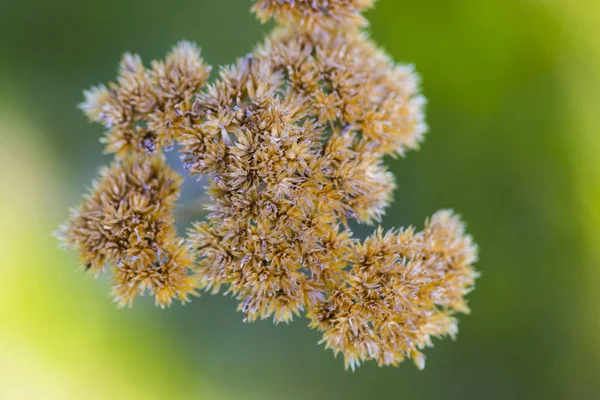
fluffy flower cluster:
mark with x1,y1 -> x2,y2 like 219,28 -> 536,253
308,211 -> 478,369
252,0 -> 377,30
58,0 -> 478,370
57,42 -> 211,307
57,155 -> 199,307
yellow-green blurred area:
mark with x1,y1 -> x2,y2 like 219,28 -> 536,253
1,0 -> 599,398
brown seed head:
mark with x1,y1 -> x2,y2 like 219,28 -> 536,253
80,42 -> 211,157
252,0 -> 377,31
60,1 -> 478,370
56,155 -> 199,307
308,210 -> 478,370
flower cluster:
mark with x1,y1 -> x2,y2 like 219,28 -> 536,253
80,41 -> 212,157
58,0 -> 478,370
308,211 -> 478,369
252,0 -> 376,30
57,42 -> 211,307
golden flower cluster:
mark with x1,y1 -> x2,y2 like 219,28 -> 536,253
252,0 -> 376,30
57,0 -> 478,370
57,42 -> 211,307
308,211 -> 478,369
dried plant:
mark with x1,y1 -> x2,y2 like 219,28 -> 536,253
57,0 -> 478,370
252,0 -> 376,30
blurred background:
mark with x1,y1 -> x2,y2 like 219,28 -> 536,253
1,0 -> 599,398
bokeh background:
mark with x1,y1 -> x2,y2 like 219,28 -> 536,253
1,0 -> 599,399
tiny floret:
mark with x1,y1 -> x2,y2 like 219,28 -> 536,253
58,0 -> 478,370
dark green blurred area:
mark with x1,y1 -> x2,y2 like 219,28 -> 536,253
1,1 -> 599,399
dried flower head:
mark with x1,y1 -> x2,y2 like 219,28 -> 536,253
257,26 -> 427,156
58,0 -> 478,370
80,42 -> 211,157
252,0 -> 377,30
56,154 -> 199,307
308,210 -> 478,370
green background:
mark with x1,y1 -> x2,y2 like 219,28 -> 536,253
1,0 -> 599,399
